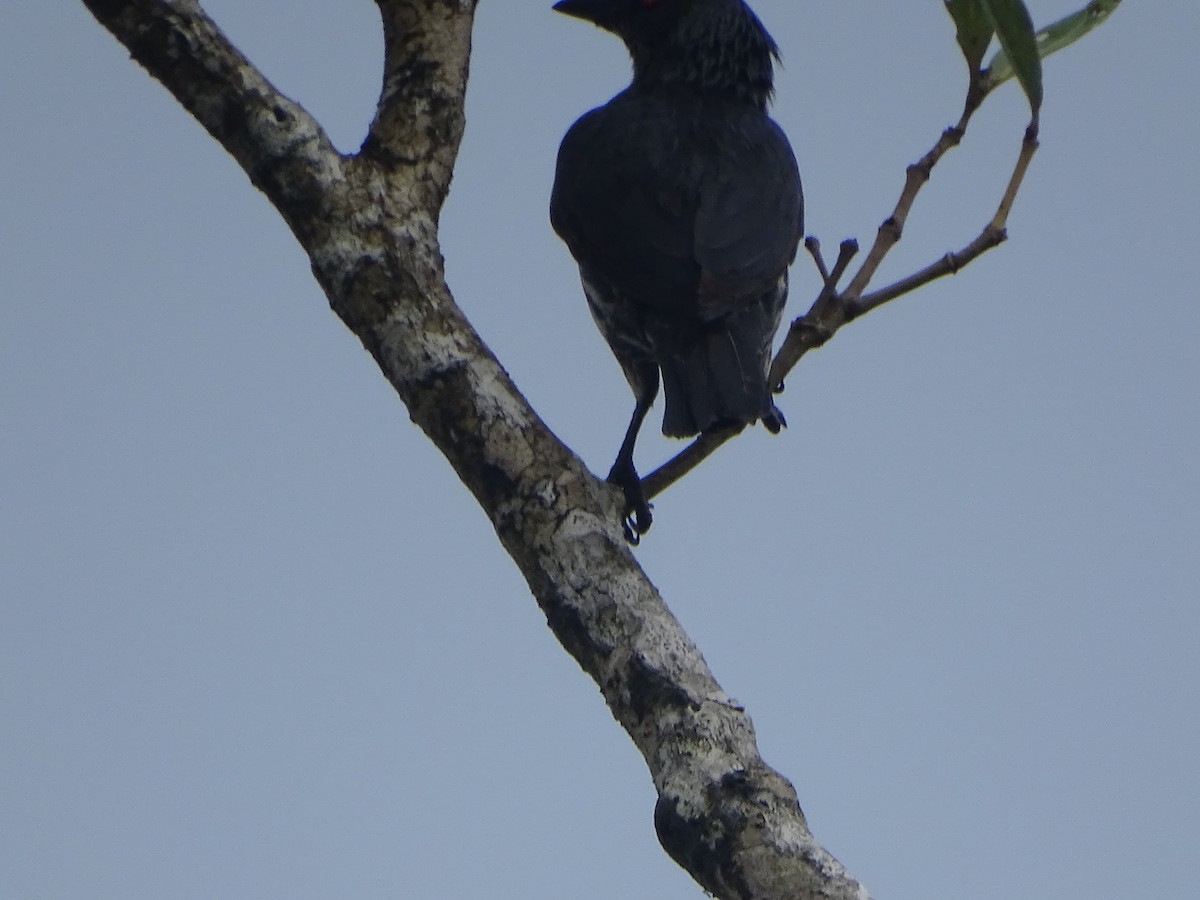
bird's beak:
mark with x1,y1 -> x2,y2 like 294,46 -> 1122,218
552,0 -> 615,27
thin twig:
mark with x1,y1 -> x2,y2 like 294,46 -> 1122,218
996,119 -> 1041,227
840,105 -> 976,301
767,239 -> 858,390
641,425 -> 745,501
805,236 -> 831,283
854,116 -> 1040,317
852,225 -> 1006,316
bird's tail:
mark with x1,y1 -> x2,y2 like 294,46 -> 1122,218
658,299 -> 784,438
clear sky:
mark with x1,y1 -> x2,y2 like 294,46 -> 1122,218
3,2 -> 1197,898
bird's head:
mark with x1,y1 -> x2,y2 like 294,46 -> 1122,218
553,0 -> 780,105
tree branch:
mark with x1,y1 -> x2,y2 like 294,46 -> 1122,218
365,0 -> 474,209
81,0 -> 344,240
80,2 -> 868,897
839,103 -> 977,302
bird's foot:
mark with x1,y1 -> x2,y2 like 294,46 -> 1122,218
606,460 -> 652,544
762,402 -> 787,434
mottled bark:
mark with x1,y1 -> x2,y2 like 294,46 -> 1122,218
79,2 -> 868,897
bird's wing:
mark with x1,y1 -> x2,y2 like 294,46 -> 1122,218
693,114 -> 803,320
551,99 -> 702,308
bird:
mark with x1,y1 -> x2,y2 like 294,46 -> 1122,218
550,0 -> 803,543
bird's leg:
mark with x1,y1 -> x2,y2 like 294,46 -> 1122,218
608,379 -> 657,544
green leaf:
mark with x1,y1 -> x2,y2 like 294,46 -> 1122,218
945,0 -> 994,76
985,0 -> 1122,92
980,0 -> 1043,115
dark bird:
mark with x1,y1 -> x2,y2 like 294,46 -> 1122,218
550,0 -> 803,542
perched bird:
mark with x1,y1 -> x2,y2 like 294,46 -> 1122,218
550,0 -> 803,542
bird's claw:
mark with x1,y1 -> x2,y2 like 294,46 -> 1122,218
620,494 -> 653,545
607,461 -> 652,544
762,402 -> 787,434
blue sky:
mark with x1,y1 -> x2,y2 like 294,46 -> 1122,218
3,2 -> 1197,898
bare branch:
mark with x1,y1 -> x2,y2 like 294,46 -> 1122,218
366,0 -> 475,208
840,104 -> 976,301
792,238 -> 861,343
996,119 -> 1042,227
81,0 -> 344,235
855,118 -> 1039,317
642,424 -> 744,502
805,236 -> 832,283
853,224 -> 1007,315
